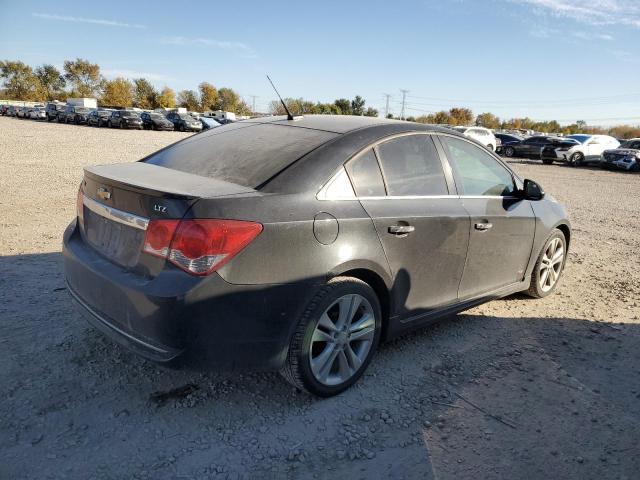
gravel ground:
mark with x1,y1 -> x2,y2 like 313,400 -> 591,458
1,116 -> 639,480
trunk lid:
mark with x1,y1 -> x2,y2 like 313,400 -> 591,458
79,162 -> 255,271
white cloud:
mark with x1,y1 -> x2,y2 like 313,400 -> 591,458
102,69 -> 173,82
159,36 -> 256,56
32,12 -> 146,29
571,31 -> 614,40
510,0 -> 640,28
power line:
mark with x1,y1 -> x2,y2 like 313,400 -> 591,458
249,95 -> 258,114
383,93 -> 391,118
405,92 -> 640,108
399,89 -> 409,120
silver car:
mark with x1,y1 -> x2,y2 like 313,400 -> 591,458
601,138 -> 640,172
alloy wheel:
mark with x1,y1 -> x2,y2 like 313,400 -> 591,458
309,294 -> 375,386
539,237 -> 564,292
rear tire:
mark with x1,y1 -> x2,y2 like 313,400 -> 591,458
542,159 -> 554,165
525,229 -> 567,298
280,277 -> 382,397
569,152 -> 583,167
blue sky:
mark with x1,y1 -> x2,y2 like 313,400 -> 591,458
1,0 -> 639,125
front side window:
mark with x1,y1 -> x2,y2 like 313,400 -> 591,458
345,149 -> 386,197
440,136 -> 515,196
375,135 -> 448,196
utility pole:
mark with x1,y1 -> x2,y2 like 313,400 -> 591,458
249,95 -> 258,114
399,89 -> 409,121
383,93 -> 391,118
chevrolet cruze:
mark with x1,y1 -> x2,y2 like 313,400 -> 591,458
63,115 -> 570,397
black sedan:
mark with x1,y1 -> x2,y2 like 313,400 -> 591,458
87,109 -> 113,127
63,116 -> 570,397
501,135 -> 562,159
141,112 -> 175,131
495,133 -> 523,154
108,110 -> 143,129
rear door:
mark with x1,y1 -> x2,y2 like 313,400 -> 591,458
437,134 -> 535,299
349,134 -> 470,317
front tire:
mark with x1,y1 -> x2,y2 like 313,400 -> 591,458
542,158 -> 554,165
525,229 -> 567,298
281,277 -> 382,397
504,146 -> 515,157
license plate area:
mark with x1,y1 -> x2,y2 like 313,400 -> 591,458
84,207 -> 146,267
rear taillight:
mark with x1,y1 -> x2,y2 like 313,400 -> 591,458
142,219 -> 263,276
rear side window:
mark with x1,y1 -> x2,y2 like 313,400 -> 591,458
440,136 -> 515,196
345,149 -> 386,197
145,123 -> 337,188
376,135 -> 448,196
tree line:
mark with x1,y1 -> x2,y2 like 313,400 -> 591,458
396,108 -> 639,139
0,58 -> 252,114
1,58 -> 638,138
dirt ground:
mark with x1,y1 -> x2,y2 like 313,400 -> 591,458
1,116 -> 639,479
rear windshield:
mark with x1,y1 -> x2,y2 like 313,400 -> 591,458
144,123 -> 337,188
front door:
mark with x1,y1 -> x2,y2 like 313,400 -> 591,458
437,135 -> 535,299
346,135 -> 470,317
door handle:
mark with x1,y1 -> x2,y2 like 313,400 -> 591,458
474,222 -> 493,231
388,225 -> 415,235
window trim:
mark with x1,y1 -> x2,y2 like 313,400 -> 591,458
372,132 -> 455,197
317,131 -> 461,201
434,133 -> 521,197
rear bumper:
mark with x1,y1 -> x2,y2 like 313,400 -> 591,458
63,220 -> 320,371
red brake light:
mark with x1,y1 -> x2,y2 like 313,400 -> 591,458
142,219 -> 262,276
142,219 -> 180,258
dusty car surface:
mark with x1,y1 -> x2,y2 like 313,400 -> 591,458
63,115 -> 571,397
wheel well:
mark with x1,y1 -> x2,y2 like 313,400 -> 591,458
338,269 -> 391,337
556,223 -> 571,250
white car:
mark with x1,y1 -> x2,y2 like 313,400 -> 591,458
452,126 -> 497,151
560,134 -> 620,166
29,107 -> 47,120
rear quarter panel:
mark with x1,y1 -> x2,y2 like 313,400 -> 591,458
188,193 -> 392,287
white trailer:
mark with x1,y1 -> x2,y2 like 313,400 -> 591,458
67,98 -> 98,108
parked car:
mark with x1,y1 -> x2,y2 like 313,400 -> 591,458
45,102 -> 66,122
108,110 -> 143,129
0,105 -> 10,115
553,134 -> 621,167
7,106 -> 19,116
87,109 -> 113,127
200,117 -> 222,130
58,105 -> 91,124
451,126 -> 497,151
16,107 -> 30,118
166,112 -> 203,132
64,115 -> 570,397
495,133 -> 523,154
141,111 -> 175,131
29,107 -> 47,120
540,138 -> 581,164
600,138 -> 640,172
501,135 -> 563,159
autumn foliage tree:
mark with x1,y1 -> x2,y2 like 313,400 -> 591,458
133,78 -> 157,109
101,77 -> 134,107
198,82 -> 218,111
63,58 -> 103,97
156,86 -> 176,108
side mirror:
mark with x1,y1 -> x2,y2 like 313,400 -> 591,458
522,179 -> 545,201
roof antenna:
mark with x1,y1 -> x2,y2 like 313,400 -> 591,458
266,74 -> 297,121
